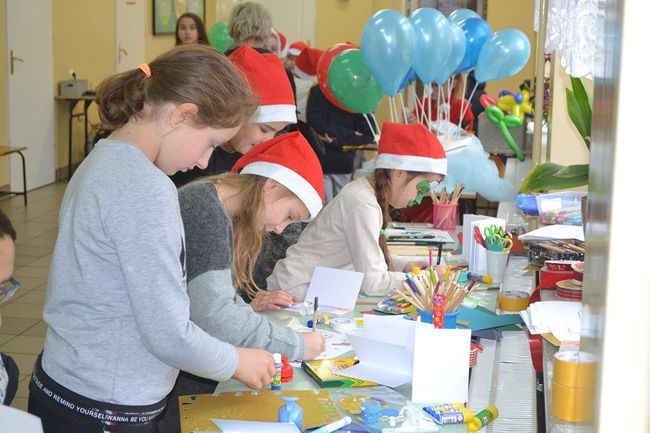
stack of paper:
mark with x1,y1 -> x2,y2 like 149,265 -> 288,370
518,224 -> 585,242
520,301 -> 582,343
462,215 -> 506,272
385,223 -> 455,245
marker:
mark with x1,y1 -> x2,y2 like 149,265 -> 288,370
312,296 -> 319,331
310,416 -> 352,433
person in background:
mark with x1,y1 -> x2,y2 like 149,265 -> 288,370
307,83 -> 376,203
292,46 -> 323,124
284,40 -> 308,72
28,46 -> 275,433
267,28 -> 289,60
158,133 -> 326,433
175,13 -> 209,46
409,73 -> 475,132
266,123 -> 447,301
0,210 -> 19,406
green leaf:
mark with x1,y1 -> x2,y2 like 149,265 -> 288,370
566,77 -> 592,150
519,162 -> 589,193
555,164 -> 589,178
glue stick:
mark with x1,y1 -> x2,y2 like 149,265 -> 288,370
467,272 -> 493,284
271,353 -> 282,390
467,406 -> 498,432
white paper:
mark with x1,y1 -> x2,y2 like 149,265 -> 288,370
519,224 -> 585,242
0,406 -> 44,433
212,419 -> 300,433
295,326 -> 353,360
303,266 -> 364,312
411,327 -> 471,404
520,301 -> 582,343
338,333 -> 412,387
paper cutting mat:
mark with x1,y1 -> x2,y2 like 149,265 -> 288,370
179,390 -> 339,433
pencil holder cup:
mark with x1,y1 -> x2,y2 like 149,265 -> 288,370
432,202 -> 458,231
443,310 -> 459,329
278,396 -> 303,429
417,309 -> 434,324
485,250 -> 509,285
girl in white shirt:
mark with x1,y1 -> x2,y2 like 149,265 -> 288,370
266,122 -> 448,298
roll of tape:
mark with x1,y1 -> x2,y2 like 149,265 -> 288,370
330,318 -> 355,333
497,290 -> 530,312
551,351 -> 596,423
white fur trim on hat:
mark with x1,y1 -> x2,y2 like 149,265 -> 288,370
375,153 -> 447,175
293,66 -> 315,80
288,47 -> 301,56
239,161 -> 323,219
251,104 -> 297,124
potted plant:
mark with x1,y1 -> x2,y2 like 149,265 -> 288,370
518,77 -> 591,193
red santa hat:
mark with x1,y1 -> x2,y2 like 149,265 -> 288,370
375,122 -> 447,175
232,131 -> 324,219
288,41 -> 308,57
271,28 -> 288,58
229,45 -> 296,124
294,47 -> 324,80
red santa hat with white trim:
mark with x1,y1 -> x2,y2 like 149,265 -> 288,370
375,122 -> 447,175
288,41 -> 308,57
271,28 -> 288,58
228,45 -> 297,124
231,131 -> 325,219
294,47 -> 324,80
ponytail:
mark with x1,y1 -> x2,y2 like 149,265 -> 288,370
371,169 -> 393,268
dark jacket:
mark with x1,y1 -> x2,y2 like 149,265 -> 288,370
306,86 -> 375,174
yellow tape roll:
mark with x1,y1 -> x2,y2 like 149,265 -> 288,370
552,351 -> 596,422
497,290 -> 530,312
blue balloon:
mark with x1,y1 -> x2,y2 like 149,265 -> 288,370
434,22 -> 465,85
398,68 -> 418,92
454,18 -> 492,74
475,29 -> 531,82
361,9 -> 417,96
410,8 -> 451,84
448,8 -> 480,25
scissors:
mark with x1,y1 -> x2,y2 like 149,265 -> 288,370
483,225 -> 506,239
486,235 -> 513,252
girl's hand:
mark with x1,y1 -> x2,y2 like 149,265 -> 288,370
301,331 -> 326,360
233,348 -> 276,390
250,290 -> 297,312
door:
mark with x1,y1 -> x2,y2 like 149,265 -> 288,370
6,0 -> 55,190
116,0 -> 145,72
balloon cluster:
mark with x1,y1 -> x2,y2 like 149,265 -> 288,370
359,7 -> 531,95
208,22 -> 234,53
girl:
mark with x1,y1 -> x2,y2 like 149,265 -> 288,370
409,73 -> 475,132
170,44 -> 297,186
266,122 -> 447,299
158,132 -> 326,432
175,13 -> 209,46
28,45 -> 277,433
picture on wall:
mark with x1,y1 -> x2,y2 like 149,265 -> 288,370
153,0 -> 205,35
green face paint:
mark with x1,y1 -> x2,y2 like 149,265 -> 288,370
406,180 -> 433,207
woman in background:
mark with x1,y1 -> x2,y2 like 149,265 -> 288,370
175,13 -> 209,46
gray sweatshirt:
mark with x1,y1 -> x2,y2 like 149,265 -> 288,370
178,182 -> 304,360
42,140 -> 239,406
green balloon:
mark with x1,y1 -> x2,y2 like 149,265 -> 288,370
209,22 -> 234,53
327,49 -> 384,114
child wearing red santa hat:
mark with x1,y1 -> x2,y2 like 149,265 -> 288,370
267,122 -> 447,299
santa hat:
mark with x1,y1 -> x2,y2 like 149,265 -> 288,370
232,131 -> 324,219
271,28 -> 288,58
229,45 -> 296,124
294,47 -> 324,80
375,122 -> 447,175
288,41 -> 308,57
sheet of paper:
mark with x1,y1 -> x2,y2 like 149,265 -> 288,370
303,266 -> 364,312
519,224 -> 585,242
337,333 -> 412,387
295,326 -> 353,360
411,327 -> 471,404
212,419 -> 300,433
0,406 -> 43,433
521,301 -> 582,342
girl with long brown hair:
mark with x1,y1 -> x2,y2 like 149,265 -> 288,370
28,45 -> 277,433
158,132 -> 326,432
266,122 -> 448,300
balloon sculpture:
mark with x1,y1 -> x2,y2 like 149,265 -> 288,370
480,90 -> 532,161
497,90 -> 533,121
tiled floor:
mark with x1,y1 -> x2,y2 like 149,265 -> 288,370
1,181 -> 67,411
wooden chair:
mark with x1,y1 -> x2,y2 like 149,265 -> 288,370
0,146 -> 27,205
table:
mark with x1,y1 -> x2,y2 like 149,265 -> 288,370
211,259 -> 538,433
55,95 -> 95,179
